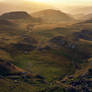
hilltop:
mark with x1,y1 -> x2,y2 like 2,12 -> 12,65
0,11 -> 32,19
32,9 -> 75,23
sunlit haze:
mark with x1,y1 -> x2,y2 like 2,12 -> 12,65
0,0 -> 92,14
26,0 -> 50,3
4,0 -> 92,6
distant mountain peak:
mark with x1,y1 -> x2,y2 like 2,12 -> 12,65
32,9 -> 75,23
37,9 -> 62,13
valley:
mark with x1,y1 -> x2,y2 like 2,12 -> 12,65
0,9 -> 92,92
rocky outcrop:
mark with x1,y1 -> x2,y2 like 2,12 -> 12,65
48,36 -> 90,62
74,29 -> 92,41
61,68 -> 92,92
49,36 -> 77,49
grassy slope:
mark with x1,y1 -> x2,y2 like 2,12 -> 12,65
13,50 -> 74,81
0,19 -> 92,92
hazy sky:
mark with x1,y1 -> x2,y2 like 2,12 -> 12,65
0,0 -> 92,14
0,0 -> 92,6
